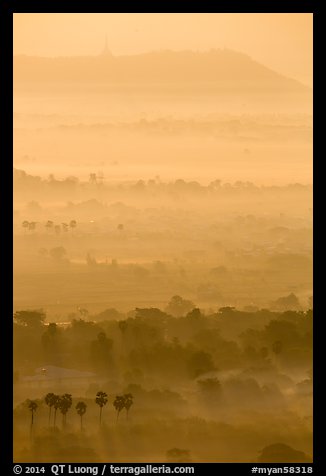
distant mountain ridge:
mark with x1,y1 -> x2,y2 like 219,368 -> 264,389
14,49 -> 309,93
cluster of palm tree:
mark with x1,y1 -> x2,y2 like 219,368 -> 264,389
22,220 -> 77,234
22,220 -> 37,232
89,172 -> 104,185
44,393 -> 73,427
94,391 -> 134,424
113,393 -> 133,422
31,391 -> 134,431
46,220 -> 77,235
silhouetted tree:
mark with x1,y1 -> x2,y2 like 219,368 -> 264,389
22,220 -> 30,233
27,400 -> 38,435
95,391 -> 108,426
59,394 -> 72,428
165,295 -> 195,317
113,395 -> 125,422
53,394 -> 61,428
89,173 -> 97,185
14,309 -> 46,328
44,392 -> 56,425
76,401 -> 87,431
69,220 -> 77,233
186,308 -> 202,319
209,179 -> 222,190
123,393 -> 133,420
45,220 -> 54,232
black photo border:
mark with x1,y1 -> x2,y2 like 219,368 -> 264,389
1,1 -> 320,474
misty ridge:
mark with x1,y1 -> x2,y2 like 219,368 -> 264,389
13,43 -> 312,464
13,49 -> 310,92
14,48 -> 312,187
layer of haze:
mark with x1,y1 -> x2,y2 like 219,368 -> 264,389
13,13 -> 312,464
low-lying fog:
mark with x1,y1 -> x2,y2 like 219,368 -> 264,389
13,50 -> 312,463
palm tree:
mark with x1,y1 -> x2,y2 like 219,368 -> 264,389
113,396 -> 125,423
27,400 -> 38,435
89,173 -> 97,185
69,220 -> 77,231
124,393 -> 133,420
44,392 -> 56,425
59,394 -> 72,428
53,394 -> 61,427
95,391 -> 108,426
45,220 -> 54,233
22,220 -> 30,233
75,401 -> 87,431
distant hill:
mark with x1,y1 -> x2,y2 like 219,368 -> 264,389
14,49 -> 309,93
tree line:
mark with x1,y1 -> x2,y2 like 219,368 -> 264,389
27,391 -> 134,432
22,219 -> 77,234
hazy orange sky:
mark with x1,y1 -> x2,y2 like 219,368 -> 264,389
13,13 -> 313,86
